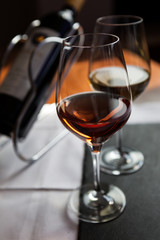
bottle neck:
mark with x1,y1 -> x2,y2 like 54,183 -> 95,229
30,0 -> 85,31
62,0 -> 85,18
59,5 -> 75,21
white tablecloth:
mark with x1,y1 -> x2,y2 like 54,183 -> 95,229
128,87 -> 160,124
0,104 -> 84,240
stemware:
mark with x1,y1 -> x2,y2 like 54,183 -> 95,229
55,33 -> 131,223
95,15 -> 150,175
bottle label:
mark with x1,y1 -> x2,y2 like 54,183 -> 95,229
0,27 -> 59,100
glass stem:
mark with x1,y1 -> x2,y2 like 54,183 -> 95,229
90,147 -> 102,192
116,128 -> 123,152
116,128 -> 127,165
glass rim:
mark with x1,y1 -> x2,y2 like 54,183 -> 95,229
96,15 -> 143,26
63,32 -> 120,48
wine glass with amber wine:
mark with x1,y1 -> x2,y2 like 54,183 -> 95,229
56,33 -> 131,223
95,15 -> 150,175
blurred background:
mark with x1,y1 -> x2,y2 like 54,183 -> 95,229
0,0 -> 160,61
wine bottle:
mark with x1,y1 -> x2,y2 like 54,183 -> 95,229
0,0 -> 85,138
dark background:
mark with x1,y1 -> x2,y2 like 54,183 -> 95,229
0,0 -> 160,61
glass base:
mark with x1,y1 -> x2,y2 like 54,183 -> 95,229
67,184 -> 126,223
100,146 -> 144,175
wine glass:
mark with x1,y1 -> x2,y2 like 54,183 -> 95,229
56,33 -> 131,223
95,15 -> 150,175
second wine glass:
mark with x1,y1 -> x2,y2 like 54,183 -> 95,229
95,15 -> 151,175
